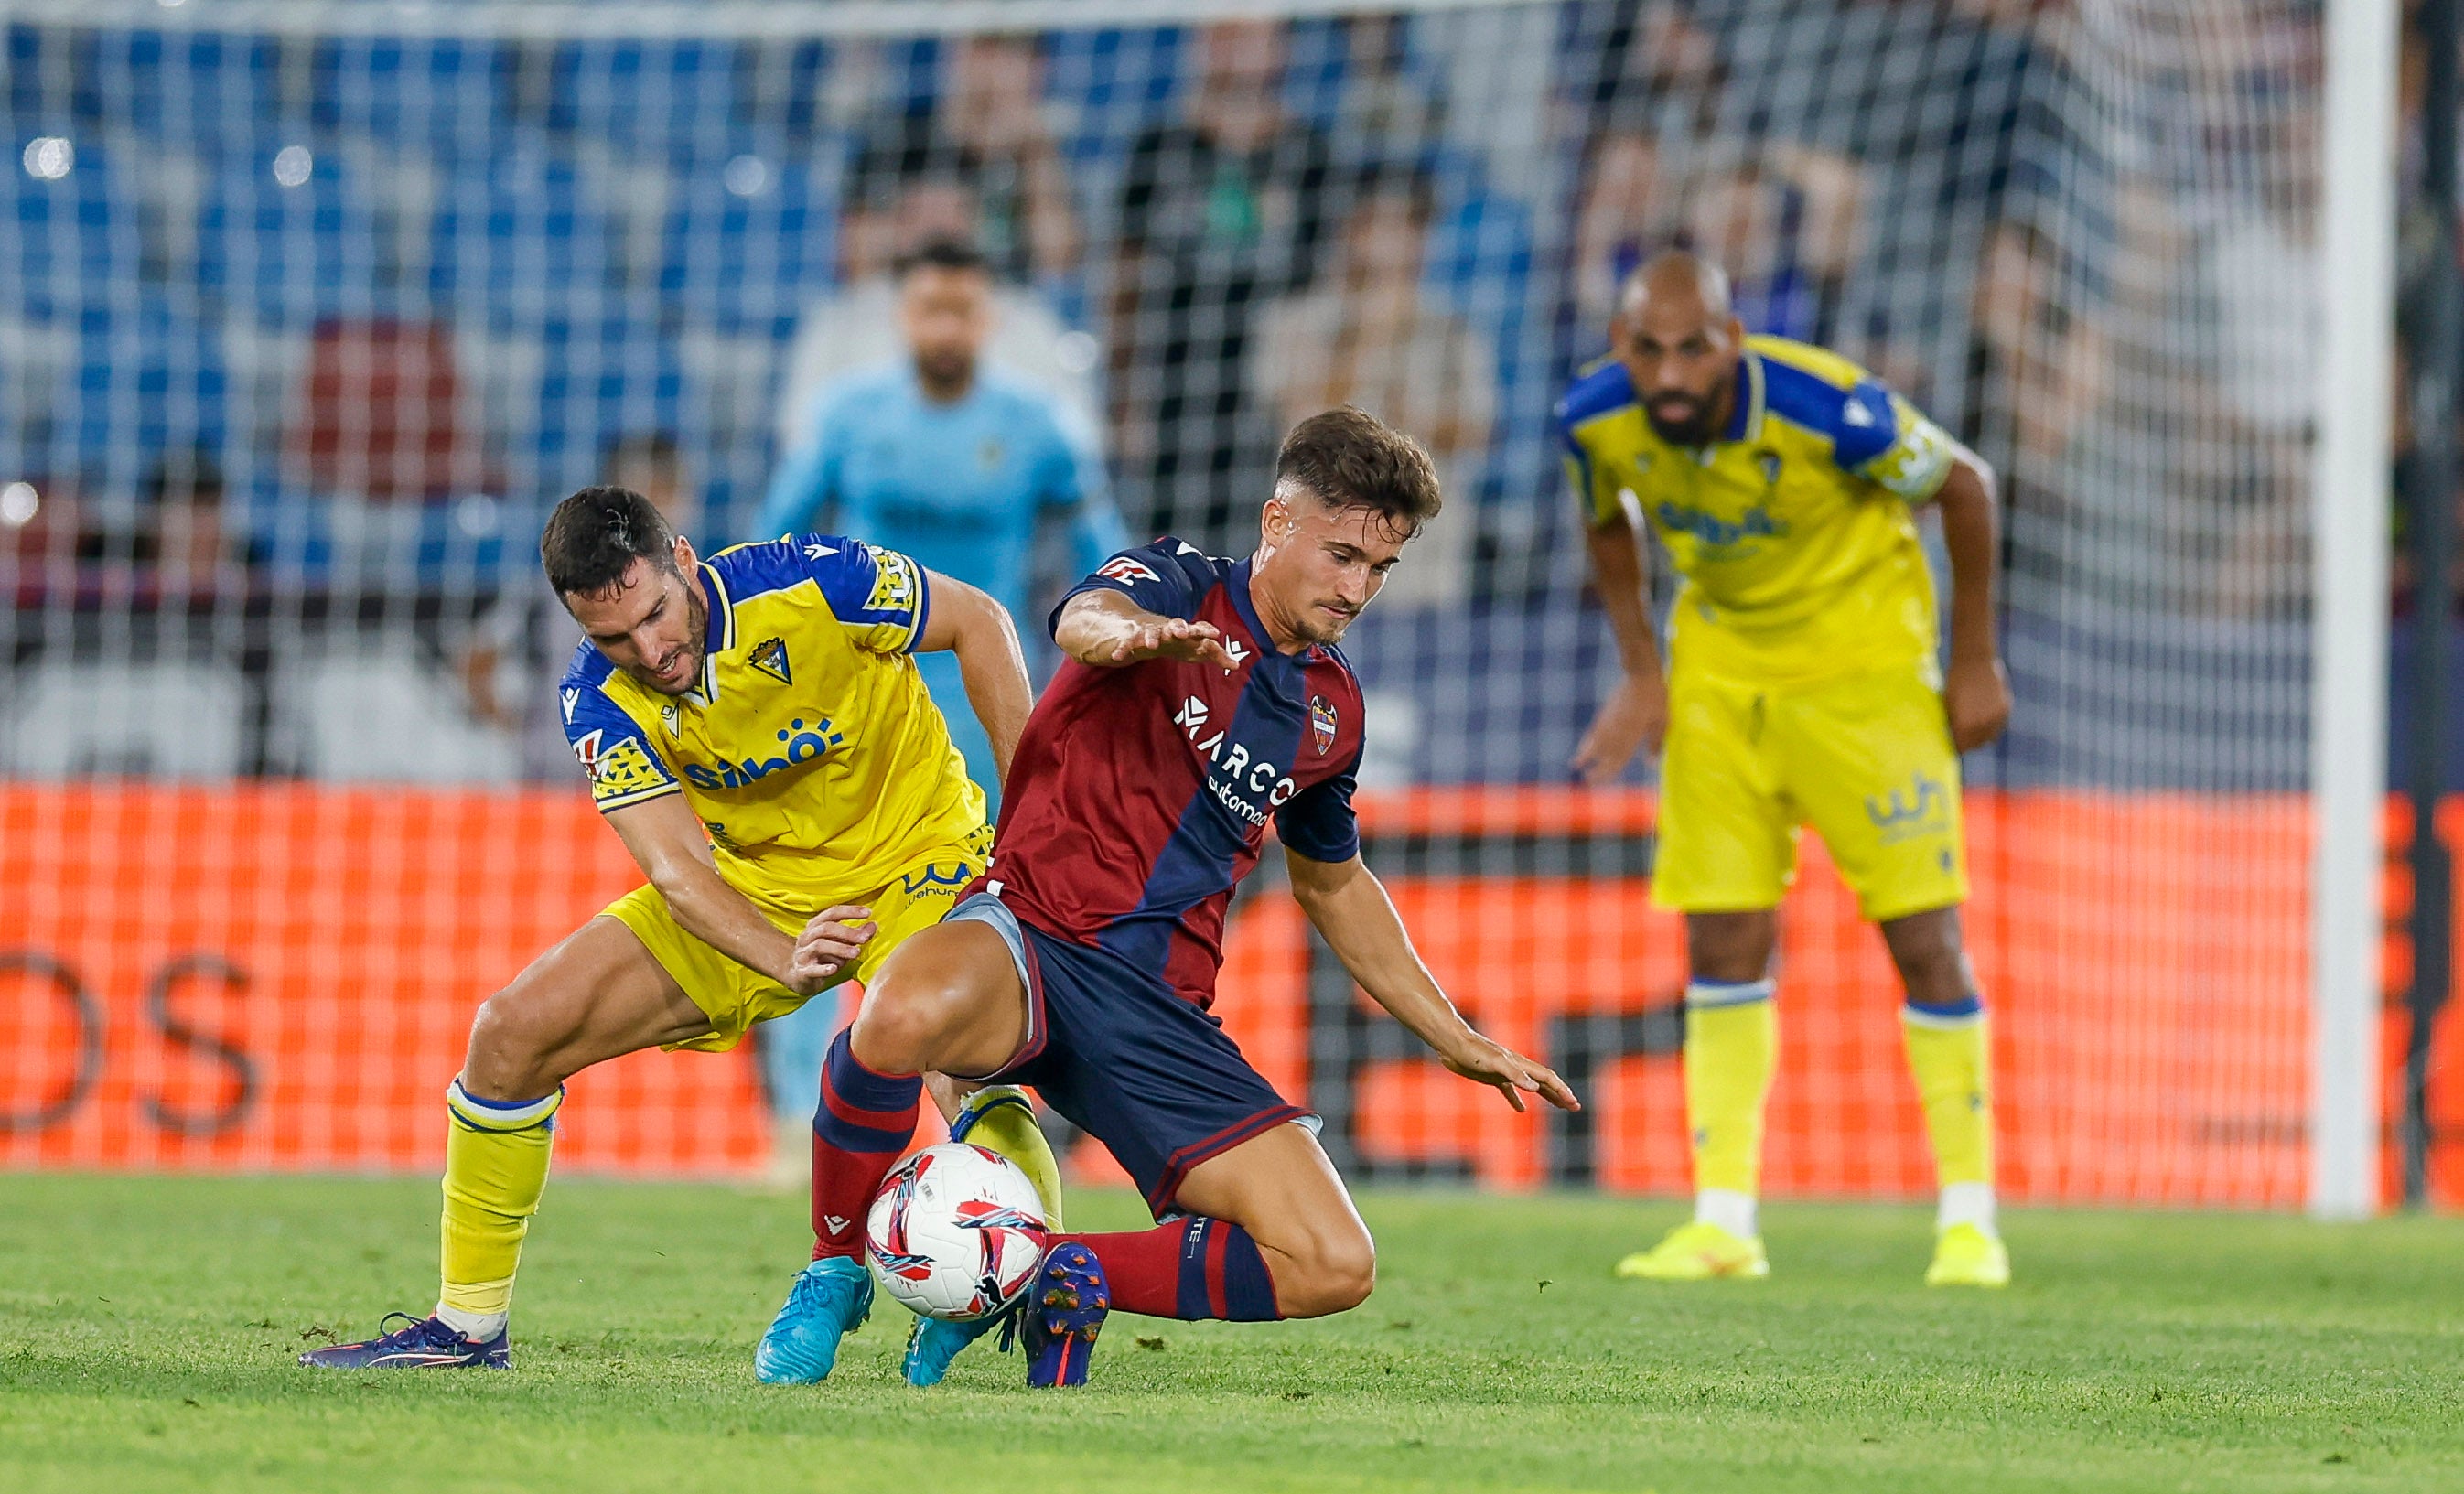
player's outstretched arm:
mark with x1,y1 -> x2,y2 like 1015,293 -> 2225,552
1930,443 -> 2012,753
605,793 -> 874,997
1573,515 -> 1668,785
1054,588 -> 1235,671
1284,847 -> 1580,1115
914,570 -> 1034,787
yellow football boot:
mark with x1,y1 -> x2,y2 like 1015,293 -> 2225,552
1613,1220 -> 1770,1281
1924,1223 -> 2010,1287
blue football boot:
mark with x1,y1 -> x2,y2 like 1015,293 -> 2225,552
900,1308 -> 1008,1387
754,1256 -> 874,1384
297,1312 -> 510,1370
1021,1242 -> 1110,1389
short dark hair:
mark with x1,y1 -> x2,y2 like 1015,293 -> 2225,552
895,234 -> 991,280
541,484 -> 677,597
1275,407 -> 1443,538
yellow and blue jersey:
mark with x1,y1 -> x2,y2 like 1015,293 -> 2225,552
1556,334 -> 1957,686
558,535 -> 985,912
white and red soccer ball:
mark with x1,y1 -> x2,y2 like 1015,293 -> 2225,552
866,1143 -> 1051,1321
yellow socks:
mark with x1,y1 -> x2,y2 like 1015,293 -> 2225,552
1684,979 -> 1777,1235
437,1077 -> 563,1337
953,1084 -> 1066,1230
1901,998 -> 1997,1234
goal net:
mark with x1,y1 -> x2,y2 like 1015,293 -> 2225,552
0,1 -> 2418,1206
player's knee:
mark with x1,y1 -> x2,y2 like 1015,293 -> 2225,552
1278,1224 -> 1377,1317
847,977 -> 955,1074
1318,1231 -> 1378,1313
464,986 -> 559,1095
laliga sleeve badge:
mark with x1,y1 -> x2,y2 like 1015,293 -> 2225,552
1096,554 -> 1160,586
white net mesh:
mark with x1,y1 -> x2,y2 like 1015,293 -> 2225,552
0,1 -> 2364,1202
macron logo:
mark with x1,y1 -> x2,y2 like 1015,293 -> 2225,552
823,1214 -> 850,1233
803,541 -> 838,560
1174,696 -> 1210,732
561,687 -> 581,725
1842,395 -> 1878,428
1224,639 -> 1252,670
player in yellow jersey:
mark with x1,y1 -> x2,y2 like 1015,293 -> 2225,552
1561,253 -> 2012,1287
301,484 -> 1065,1376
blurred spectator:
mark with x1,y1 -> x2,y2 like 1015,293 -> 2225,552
941,34 -> 1084,284
1571,130 -> 1863,351
1566,3 -> 1867,354
774,161 -> 1095,461
1966,217 -> 2106,476
754,236 -> 1125,1188
457,434 -> 699,781
1112,18 -> 1333,554
1566,3 -> 1726,334
1676,146 -> 1864,345
134,448 -> 251,597
759,236 -> 1124,800
292,318 -> 475,502
1333,15 -> 1447,166
1255,166 -> 1492,603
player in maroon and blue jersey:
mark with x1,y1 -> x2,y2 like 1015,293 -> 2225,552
759,407 -> 1578,1389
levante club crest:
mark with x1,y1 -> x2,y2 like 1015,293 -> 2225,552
1309,694 -> 1338,757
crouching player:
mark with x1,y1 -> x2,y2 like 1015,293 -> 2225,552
300,486 -> 1063,1374
758,408 -> 1578,1389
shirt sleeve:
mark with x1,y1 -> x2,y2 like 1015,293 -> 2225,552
1275,748 -> 1362,865
795,536 -> 932,654
560,682 -> 682,813
1053,538 -> 1205,631
1831,377 -> 1955,502
1556,412 -> 1623,528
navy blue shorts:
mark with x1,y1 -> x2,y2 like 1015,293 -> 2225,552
948,893 -> 1310,1216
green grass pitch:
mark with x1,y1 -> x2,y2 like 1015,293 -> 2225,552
2,1173 -> 2459,1493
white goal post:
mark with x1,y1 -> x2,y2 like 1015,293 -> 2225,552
2308,0 -> 2396,1221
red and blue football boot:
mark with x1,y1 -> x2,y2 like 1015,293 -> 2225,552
1020,1241 -> 1109,1389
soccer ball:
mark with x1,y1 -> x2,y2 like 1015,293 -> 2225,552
866,1142 -> 1052,1321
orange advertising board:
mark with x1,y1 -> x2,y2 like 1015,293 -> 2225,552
0,783 -> 2449,1208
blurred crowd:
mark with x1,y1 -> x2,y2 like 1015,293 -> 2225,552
0,1 -> 2382,780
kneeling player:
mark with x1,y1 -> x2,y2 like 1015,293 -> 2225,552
762,408 -> 1578,1390
300,487 -> 1061,1373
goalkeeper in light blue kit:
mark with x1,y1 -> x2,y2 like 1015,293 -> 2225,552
751,234 -> 1128,1198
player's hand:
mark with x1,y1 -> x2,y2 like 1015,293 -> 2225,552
1572,672 -> 1667,784
787,905 -> 877,995
1108,616 -> 1236,671
1439,1029 -> 1581,1114
1943,655 -> 2012,753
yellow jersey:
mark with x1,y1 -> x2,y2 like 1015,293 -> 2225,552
1556,335 -> 1957,686
557,534 -> 985,911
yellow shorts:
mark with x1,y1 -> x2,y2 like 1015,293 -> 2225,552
602,826 -> 992,1053
1652,660 -> 1966,923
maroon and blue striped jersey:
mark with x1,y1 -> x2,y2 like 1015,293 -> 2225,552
983,539 -> 1366,1010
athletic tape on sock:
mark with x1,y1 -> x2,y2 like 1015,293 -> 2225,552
445,1078 -> 563,1133
1684,977 -> 1777,1010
